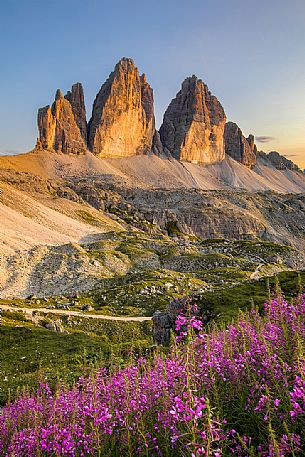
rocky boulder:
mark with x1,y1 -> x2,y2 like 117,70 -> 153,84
88,58 -> 155,157
224,122 -> 257,168
159,75 -> 226,164
37,87 -> 87,154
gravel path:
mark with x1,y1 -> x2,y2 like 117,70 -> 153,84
0,303 -> 151,322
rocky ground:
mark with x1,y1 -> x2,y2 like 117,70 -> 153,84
1,229 -> 304,315
1,151 -> 305,312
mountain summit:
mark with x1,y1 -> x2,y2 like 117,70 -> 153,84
159,75 -> 226,164
37,84 -> 87,154
88,58 -> 155,157
35,57 -> 301,175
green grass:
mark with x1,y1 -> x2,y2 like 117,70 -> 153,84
0,318 -> 152,406
198,270 -> 305,322
77,210 -> 111,228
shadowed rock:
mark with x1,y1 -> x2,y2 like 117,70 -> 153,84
64,83 -> 87,143
224,122 -> 257,168
159,75 -> 226,164
265,151 -> 301,171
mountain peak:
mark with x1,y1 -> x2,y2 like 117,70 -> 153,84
37,84 -> 87,154
55,89 -> 63,100
159,76 -> 226,163
224,122 -> 257,168
87,58 -> 155,157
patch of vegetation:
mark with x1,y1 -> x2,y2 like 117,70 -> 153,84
0,317 -> 152,406
198,269 -> 305,323
165,220 -> 186,237
89,270 -> 186,316
77,210 -> 110,228
0,310 -> 29,322
192,267 -> 250,284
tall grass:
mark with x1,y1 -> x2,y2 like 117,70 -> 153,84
1,293 -> 305,456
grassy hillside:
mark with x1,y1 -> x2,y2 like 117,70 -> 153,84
1,267 -> 305,405
0,314 -> 151,406
1,293 -> 305,455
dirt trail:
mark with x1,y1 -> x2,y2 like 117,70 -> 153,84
0,304 -> 151,322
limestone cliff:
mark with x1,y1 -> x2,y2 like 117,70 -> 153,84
159,75 -> 226,164
37,87 -> 87,154
87,58 -> 155,157
64,83 -> 87,143
246,134 -> 258,158
224,122 -> 257,168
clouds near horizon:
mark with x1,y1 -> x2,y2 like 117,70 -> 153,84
255,136 -> 276,144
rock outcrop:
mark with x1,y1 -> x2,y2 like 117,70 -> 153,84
159,75 -> 226,164
246,134 -> 258,157
64,83 -> 87,143
265,151 -> 301,171
224,122 -> 257,168
152,131 -> 164,156
88,58 -> 155,157
37,86 -> 87,154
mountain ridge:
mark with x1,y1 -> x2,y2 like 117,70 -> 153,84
34,57 -> 302,174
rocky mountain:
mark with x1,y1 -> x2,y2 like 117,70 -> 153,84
64,83 -> 87,143
224,122 -> 257,168
37,87 -> 87,154
1,152 -> 305,300
87,58 -> 155,157
159,75 -> 226,164
35,57 -> 301,175
260,151 -> 301,171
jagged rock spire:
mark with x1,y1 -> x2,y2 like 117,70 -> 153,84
159,75 -> 226,164
87,57 -> 155,157
64,83 -> 87,143
224,122 -> 257,168
37,84 -> 87,154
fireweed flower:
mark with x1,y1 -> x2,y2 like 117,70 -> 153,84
1,296 -> 305,455
175,315 -> 188,331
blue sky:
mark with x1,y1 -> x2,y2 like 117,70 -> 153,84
0,0 -> 304,165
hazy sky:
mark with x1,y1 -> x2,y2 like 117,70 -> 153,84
0,0 -> 304,166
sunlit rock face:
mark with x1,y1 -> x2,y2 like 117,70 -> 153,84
37,86 -> 87,154
224,122 -> 257,168
159,75 -> 226,164
87,58 -> 155,157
